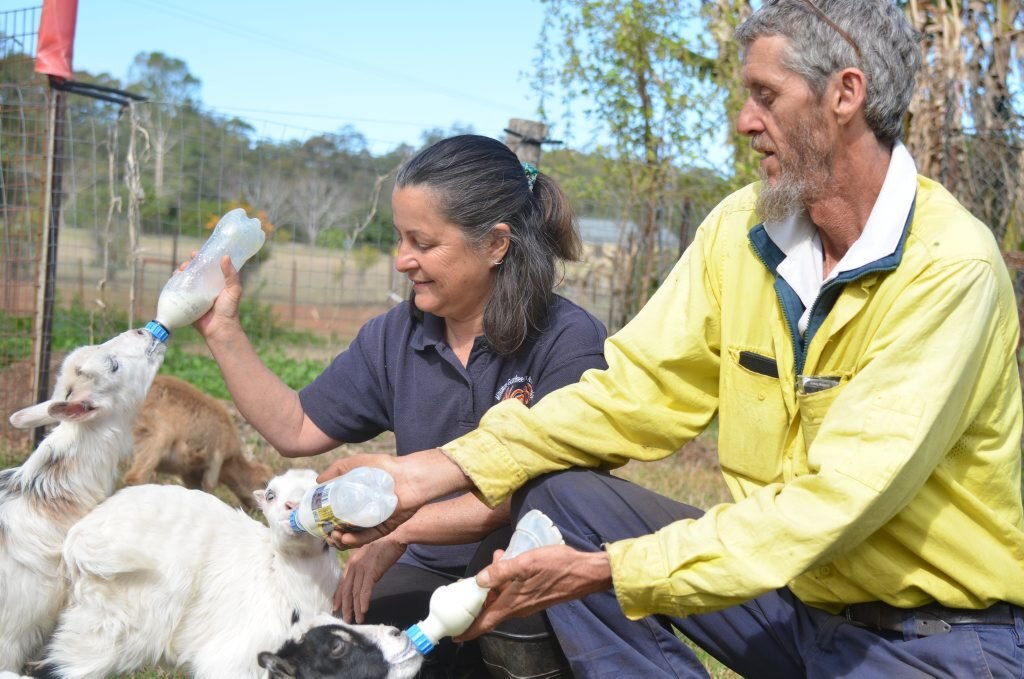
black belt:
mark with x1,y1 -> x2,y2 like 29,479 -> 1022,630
843,601 -> 1018,637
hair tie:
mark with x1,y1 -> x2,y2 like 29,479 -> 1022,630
522,162 -> 538,192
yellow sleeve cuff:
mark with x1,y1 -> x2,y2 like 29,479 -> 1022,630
441,427 -> 530,508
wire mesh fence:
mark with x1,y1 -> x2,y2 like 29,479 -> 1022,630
53,103 -> 406,335
1,6 -> 49,454
0,4 -> 619,454
39,97 -> 626,338
2,5 -> 1022,457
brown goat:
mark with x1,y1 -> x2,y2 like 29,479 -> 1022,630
127,375 -> 272,512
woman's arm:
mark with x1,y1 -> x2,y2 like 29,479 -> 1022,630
195,257 -> 340,456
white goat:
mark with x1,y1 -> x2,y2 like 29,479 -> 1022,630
0,328 -> 165,673
259,613 -> 423,679
37,468 -> 342,679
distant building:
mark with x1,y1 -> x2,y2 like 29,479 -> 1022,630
577,217 -> 680,251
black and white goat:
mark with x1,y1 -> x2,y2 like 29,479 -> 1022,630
36,468 -> 341,678
258,613 -> 423,679
0,328 -> 165,672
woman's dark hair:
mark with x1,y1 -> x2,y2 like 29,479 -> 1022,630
395,134 -> 582,354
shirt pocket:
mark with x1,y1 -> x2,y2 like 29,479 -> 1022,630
797,378 -> 848,452
718,347 -> 788,483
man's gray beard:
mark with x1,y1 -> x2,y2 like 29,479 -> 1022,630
753,113 -> 834,223
756,168 -> 814,222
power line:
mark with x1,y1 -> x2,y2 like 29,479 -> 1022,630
131,0 -> 523,114
198,105 -> 434,130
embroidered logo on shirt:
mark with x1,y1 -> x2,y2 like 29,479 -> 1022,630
495,375 -> 534,405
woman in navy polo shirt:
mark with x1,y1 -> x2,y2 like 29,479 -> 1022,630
194,134 -> 607,677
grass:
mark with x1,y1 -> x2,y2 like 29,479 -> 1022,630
1,299 -> 330,406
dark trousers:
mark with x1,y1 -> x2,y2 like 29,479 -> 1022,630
514,469 -> 1024,678
367,530 -> 565,678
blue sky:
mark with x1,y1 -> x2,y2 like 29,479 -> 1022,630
11,0 -> 586,154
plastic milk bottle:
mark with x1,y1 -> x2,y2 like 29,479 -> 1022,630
144,208 -> 265,343
404,509 -> 565,656
288,467 -> 398,538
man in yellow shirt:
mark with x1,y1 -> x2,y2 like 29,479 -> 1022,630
324,1 -> 1024,676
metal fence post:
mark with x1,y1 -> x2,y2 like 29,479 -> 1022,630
31,82 -> 65,448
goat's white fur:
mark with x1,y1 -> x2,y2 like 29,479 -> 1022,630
40,468 -> 341,678
0,329 -> 165,672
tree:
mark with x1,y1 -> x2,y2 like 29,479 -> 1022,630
419,123 -> 477,149
901,1 -> 1024,374
903,0 -> 1023,249
287,173 -> 355,247
126,52 -> 201,202
537,0 -> 723,320
700,0 -> 757,185
240,171 -> 291,235
62,70 -> 129,232
0,45 -> 48,284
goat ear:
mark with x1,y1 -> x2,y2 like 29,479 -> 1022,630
9,401 -> 59,429
257,652 -> 297,678
253,489 -> 266,507
47,400 -> 100,423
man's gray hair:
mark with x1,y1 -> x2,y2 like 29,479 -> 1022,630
736,0 -> 921,145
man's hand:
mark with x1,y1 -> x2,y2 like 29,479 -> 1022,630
319,449 -> 474,547
455,545 -> 614,640
334,538 -> 407,624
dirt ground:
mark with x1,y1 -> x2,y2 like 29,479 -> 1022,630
1,357 -> 59,457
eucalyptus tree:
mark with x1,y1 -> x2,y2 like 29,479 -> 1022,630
537,0 -> 730,321
700,0 -> 756,184
125,52 -> 201,203
286,130 -> 367,248
899,0 -> 1024,373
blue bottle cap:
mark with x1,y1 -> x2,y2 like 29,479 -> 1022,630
144,320 -> 170,343
405,624 -> 434,656
288,509 -> 304,534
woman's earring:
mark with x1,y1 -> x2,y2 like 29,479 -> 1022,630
493,259 -> 504,266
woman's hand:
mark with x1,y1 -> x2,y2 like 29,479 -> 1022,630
325,522 -> 393,550
193,256 -> 245,341
334,538 -> 408,624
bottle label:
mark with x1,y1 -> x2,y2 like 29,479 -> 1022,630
309,484 -> 356,537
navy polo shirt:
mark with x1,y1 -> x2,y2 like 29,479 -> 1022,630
299,294 -> 607,573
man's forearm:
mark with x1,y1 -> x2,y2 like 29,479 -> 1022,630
405,448 -> 476,504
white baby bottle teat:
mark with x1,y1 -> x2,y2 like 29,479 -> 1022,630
405,509 -> 564,656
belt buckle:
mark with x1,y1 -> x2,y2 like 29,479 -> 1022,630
914,615 -> 952,637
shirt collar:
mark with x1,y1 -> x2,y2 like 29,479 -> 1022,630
411,309 -> 491,356
410,309 -> 446,351
764,142 -> 917,309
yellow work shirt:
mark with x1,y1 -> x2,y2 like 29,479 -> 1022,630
443,176 -> 1024,620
